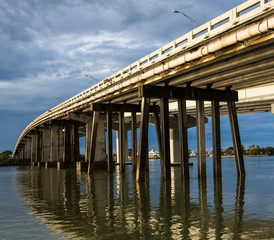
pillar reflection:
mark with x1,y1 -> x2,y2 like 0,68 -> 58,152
233,176 -> 245,240
15,165 -> 249,239
214,177 -> 224,240
198,178 -> 208,239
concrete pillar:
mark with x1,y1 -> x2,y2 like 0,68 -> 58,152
124,129 -> 128,163
37,132 -> 43,162
196,100 -> 206,178
50,125 -> 59,162
42,129 -> 51,162
85,117 -> 93,162
23,142 -> 27,160
116,130 -> 120,163
272,103 -> 274,114
21,145 -> 24,160
27,139 -> 32,160
63,122 -> 71,163
31,134 -> 38,163
170,128 -> 180,164
58,127 -> 64,162
70,121 -> 80,162
94,115 -> 106,163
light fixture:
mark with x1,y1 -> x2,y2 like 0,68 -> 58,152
173,10 -> 196,29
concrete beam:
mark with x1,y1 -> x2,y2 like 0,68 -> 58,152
139,85 -> 238,102
90,102 -> 160,113
65,112 -> 92,124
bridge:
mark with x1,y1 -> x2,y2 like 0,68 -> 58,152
12,0 -> 274,181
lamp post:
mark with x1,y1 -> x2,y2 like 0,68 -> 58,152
173,10 -> 196,29
85,74 -> 98,83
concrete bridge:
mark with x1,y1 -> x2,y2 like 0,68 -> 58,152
12,0 -> 274,181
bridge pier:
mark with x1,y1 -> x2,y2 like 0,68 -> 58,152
137,85 -> 245,181
16,83 -> 244,181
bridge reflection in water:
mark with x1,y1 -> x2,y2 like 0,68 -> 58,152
16,159 -> 273,239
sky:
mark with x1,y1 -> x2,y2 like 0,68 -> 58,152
0,0 -> 273,153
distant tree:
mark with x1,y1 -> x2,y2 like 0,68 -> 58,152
0,150 -> 12,161
264,147 -> 274,155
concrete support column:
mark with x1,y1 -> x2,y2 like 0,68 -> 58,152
58,127 -> 64,162
20,146 -> 25,160
196,100 -> 206,178
94,114 -> 107,163
160,97 -> 171,180
119,111 -> 125,172
70,121 -> 80,162
31,134 -> 38,163
27,139 -> 32,161
228,101 -> 245,176
136,97 -> 150,181
85,117 -> 93,162
170,128 -> 180,163
23,142 -> 27,160
50,125 -> 60,162
37,132 -> 43,162
178,98 -> 189,179
131,112 -> 137,172
63,122 -> 71,163
124,128 -> 128,163
212,100 -> 222,178
106,111 -> 114,173
271,103 -> 274,114
116,130 -> 120,163
42,129 -> 51,162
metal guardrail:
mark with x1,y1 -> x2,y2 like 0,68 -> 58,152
13,0 -> 274,156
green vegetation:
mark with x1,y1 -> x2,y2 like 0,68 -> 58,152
222,145 -> 274,156
245,145 -> 274,156
0,150 -> 12,161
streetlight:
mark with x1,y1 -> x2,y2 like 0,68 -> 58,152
85,74 -> 98,83
173,10 -> 196,29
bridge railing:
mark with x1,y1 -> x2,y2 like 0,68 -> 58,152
13,0 -> 274,156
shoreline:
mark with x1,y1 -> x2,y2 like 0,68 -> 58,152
221,155 -> 272,158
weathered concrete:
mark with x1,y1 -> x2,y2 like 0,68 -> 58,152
42,128 -> 51,162
30,134 -> 38,163
50,125 -> 60,162
94,114 -> 107,165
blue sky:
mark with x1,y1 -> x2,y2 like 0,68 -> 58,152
0,0 -> 273,153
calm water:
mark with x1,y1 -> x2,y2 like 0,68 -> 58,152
0,157 -> 274,239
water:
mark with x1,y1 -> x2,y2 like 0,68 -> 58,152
0,156 -> 274,239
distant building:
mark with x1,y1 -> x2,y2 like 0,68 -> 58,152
222,148 -> 235,156
149,149 -> 160,159
189,151 -> 197,158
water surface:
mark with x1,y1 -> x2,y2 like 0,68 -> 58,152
0,156 -> 273,239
